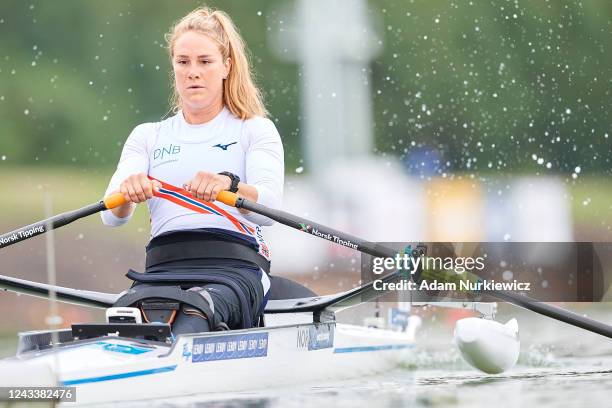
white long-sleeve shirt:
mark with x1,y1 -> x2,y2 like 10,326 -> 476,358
101,107 -> 284,260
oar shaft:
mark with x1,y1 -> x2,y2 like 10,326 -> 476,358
217,191 -> 612,339
240,198 -> 397,259
494,291 -> 612,339
0,193 -> 126,250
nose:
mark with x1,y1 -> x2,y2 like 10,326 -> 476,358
187,64 -> 201,79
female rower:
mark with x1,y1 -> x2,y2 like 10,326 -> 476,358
101,7 -> 283,334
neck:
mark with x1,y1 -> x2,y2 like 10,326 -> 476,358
182,102 -> 224,125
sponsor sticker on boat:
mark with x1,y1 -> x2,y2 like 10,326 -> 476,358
191,332 -> 268,363
297,323 -> 335,351
94,341 -> 153,355
388,308 -> 410,330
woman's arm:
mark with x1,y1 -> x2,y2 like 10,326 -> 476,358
241,117 -> 284,225
101,124 -> 153,226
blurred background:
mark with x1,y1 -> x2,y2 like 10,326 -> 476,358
0,0 -> 611,338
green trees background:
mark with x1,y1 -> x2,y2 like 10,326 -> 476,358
0,0 -> 610,173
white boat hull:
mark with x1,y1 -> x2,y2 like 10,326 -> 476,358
0,321 -> 415,405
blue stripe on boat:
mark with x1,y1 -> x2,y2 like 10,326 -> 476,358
61,365 -> 177,385
334,344 -> 414,354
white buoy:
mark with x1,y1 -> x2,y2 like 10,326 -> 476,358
454,317 -> 520,374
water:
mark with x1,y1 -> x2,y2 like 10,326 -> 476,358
85,356 -> 612,408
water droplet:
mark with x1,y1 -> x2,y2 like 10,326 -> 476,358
295,166 -> 304,174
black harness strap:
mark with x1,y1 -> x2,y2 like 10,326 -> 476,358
146,232 -> 270,274
146,240 -> 270,274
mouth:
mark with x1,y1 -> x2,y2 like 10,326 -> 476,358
187,85 -> 204,90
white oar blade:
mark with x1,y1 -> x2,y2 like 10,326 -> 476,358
454,317 -> 520,374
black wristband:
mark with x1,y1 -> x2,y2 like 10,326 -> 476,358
218,171 -> 240,193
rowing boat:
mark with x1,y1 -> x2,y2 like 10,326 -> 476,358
0,300 -> 418,405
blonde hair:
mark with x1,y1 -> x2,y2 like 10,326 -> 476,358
165,7 -> 268,119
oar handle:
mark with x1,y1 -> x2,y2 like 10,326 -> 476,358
217,191 -> 239,207
103,193 -> 127,209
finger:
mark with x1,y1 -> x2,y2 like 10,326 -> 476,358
210,185 -> 223,202
196,179 -> 209,200
183,181 -> 192,193
152,180 -> 162,193
190,171 -> 204,189
188,178 -> 202,199
127,176 -> 146,202
189,172 -> 206,197
132,181 -> 147,203
119,184 -> 132,203
124,183 -> 139,203
139,174 -> 153,199
204,181 -> 218,201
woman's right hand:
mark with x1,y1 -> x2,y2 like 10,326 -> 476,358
118,173 -> 161,203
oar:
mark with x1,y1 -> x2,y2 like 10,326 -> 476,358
0,194 -> 126,249
217,191 -> 612,339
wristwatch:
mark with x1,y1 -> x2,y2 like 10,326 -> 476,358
218,171 -> 240,193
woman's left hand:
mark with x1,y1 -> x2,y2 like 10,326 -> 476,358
184,171 -> 232,201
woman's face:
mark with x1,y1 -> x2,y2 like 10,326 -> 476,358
172,31 -> 230,112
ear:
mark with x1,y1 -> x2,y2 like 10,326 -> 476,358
223,58 -> 231,79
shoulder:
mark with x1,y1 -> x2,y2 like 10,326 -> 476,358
129,122 -> 158,138
242,115 -> 278,134
126,114 -> 176,143
222,109 -> 282,149
240,115 -> 281,144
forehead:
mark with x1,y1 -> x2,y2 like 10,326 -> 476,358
173,31 -> 221,57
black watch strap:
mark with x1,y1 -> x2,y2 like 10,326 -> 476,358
218,171 -> 240,193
